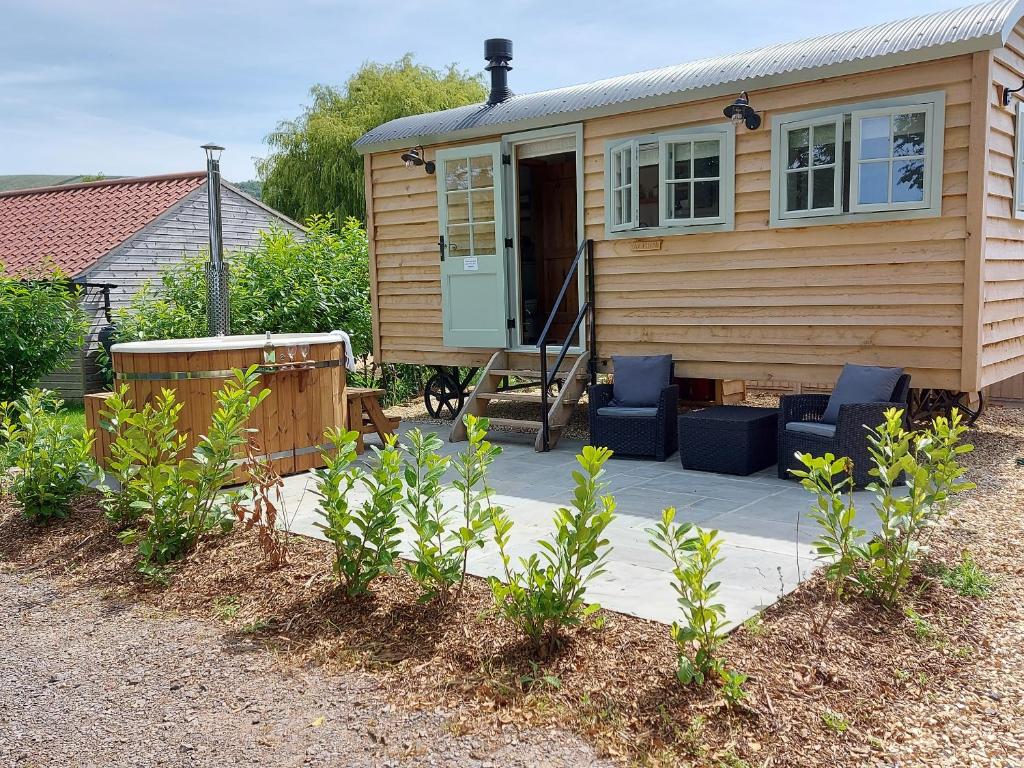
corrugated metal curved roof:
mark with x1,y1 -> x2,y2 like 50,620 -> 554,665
356,0 -> 1024,152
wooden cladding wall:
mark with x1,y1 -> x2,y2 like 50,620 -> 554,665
367,56 -> 978,388
984,22 -> 1024,390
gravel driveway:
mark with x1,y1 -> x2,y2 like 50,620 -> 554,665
0,571 -> 608,768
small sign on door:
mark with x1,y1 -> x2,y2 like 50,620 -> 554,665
463,256 -> 479,271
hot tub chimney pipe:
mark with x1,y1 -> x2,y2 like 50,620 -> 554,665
484,38 -> 513,106
201,143 -> 231,337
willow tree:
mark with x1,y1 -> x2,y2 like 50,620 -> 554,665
257,55 -> 486,224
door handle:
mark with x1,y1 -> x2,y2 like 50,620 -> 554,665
438,235 -> 446,262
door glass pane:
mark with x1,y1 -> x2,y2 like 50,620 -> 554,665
892,160 -> 925,202
446,223 -> 471,256
446,191 -> 470,225
811,168 -> 834,209
671,182 -> 691,219
786,172 -> 809,211
693,180 -> 719,218
469,155 -> 494,189
788,127 -> 810,169
671,142 -> 691,180
693,141 -> 720,178
859,115 -> 890,160
858,161 -> 889,204
471,188 -> 494,220
471,222 -> 496,255
812,123 -> 836,166
893,112 -> 926,157
444,158 -> 469,191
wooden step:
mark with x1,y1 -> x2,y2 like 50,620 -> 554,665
488,368 -> 587,381
477,391 -> 579,406
486,418 -> 543,431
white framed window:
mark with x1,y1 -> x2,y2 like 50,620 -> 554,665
769,91 -> 945,228
608,141 -> 637,231
604,124 -> 735,237
1014,100 -> 1024,218
778,116 -> 843,219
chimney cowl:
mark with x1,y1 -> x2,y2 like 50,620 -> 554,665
484,38 -> 513,106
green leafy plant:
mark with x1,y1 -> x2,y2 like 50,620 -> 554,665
313,430 -> 403,599
103,367 -> 270,576
0,274 -> 88,401
862,409 -> 974,605
401,417 -> 498,603
0,389 -> 97,521
720,669 -> 749,709
940,549 -> 993,598
791,453 -> 868,633
489,445 -> 616,655
821,709 -> 850,734
519,660 -> 562,692
648,509 -> 728,686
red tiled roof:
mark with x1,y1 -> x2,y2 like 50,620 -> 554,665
0,171 -> 206,277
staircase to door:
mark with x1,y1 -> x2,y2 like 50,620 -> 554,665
450,239 -> 595,452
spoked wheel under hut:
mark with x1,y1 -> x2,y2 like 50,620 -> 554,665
423,366 -> 478,420
907,388 -> 985,428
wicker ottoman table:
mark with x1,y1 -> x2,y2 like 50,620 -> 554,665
678,406 -> 779,475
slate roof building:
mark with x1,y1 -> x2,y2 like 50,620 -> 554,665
0,172 -> 304,399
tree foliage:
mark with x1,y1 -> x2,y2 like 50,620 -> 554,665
0,273 -> 88,401
257,55 -> 486,222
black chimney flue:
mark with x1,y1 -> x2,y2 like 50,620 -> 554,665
484,38 -> 513,106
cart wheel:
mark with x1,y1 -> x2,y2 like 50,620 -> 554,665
424,370 -> 464,420
955,391 -> 985,426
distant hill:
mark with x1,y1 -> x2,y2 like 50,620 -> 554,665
0,174 -> 120,193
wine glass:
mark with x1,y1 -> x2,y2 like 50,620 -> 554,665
286,345 -> 297,364
299,344 -> 310,361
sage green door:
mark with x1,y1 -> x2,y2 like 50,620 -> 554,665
437,143 -> 508,348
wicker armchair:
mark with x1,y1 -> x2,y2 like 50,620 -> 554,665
589,383 -> 679,461
777,373 -> 911,488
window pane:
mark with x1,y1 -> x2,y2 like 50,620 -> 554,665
613,186 -> 623,225
470,155 -> 494,189
811,168 -> 835,209
858,161 -> 889,204
471,222 -> 496,255
471,188 -> 494,220
444,158 -> 469,191
892,160 -> 925,202
788,127 -> 810,169
812,123 -> 836,166
623,149 -> 633,184
693,180 -> 719,218
612,150 -> 622,188
893,112 -> 926,157
446,223 -> 470,255
447,191 -> 470,225
638,164 -> 658,227
670,142 -> 691,180
859,115 -> 890,160
671,182 -> 691,219
693,141 -> 720,178
786,172 -> 809,211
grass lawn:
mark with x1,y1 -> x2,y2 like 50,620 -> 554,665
57,402 -> 86,435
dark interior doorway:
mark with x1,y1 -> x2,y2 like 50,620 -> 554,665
516,151 -> 579,346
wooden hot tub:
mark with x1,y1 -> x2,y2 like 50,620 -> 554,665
88,332 -> 349,477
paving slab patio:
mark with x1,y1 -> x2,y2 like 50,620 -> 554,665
284,421 -> 883,627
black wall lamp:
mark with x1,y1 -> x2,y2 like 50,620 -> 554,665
1003,80 -> 1024,106
723,91 -> 761,130
401,146 -> 435,174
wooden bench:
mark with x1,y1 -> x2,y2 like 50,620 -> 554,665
346,387 -> 400,454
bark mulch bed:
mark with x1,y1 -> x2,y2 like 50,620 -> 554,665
2,406 -> 1023,767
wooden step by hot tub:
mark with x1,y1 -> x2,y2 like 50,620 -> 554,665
87,333 -> 350,479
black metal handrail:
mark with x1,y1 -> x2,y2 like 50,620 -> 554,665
538,239 -> 596,451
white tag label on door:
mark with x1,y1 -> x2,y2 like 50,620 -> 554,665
463,257 -> 479,271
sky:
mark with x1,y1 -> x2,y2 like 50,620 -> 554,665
0,0 -> 976,182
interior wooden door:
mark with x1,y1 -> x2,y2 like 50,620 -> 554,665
535,158 -> 579,345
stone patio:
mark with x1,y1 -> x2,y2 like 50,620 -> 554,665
283,421 -> 883,627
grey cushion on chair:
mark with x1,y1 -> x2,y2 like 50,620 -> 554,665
610,354 -> 673,407
597,406 -> 659,418
786,421 -> 837,438
821,364 -> 904,424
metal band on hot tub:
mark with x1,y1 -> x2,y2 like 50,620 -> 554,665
114,359 -> 345,381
